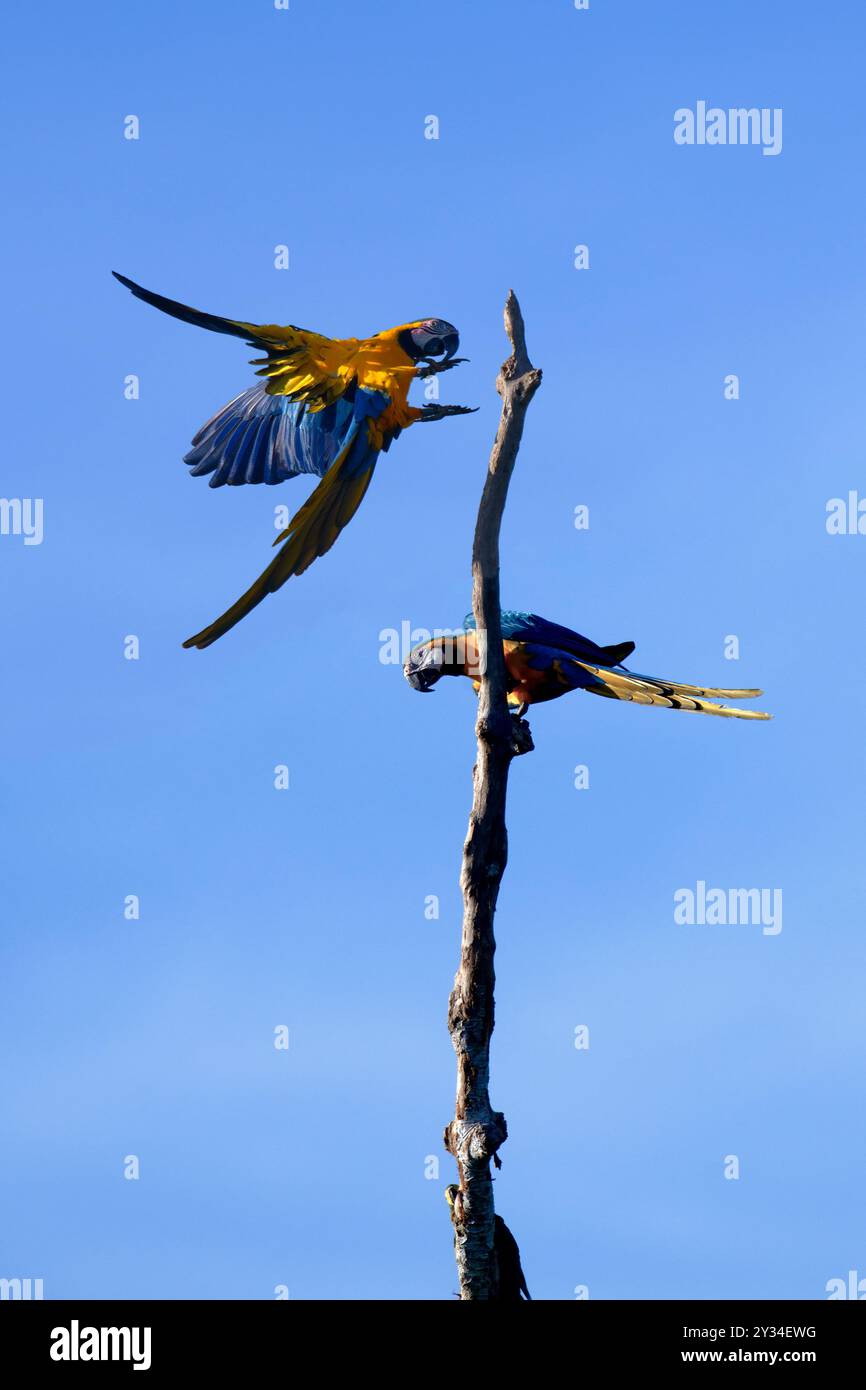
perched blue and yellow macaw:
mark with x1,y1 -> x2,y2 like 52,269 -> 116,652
404,611 -> 772,719
113,273 -> 475,648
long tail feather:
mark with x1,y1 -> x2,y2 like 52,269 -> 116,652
614,670 -> 764,700
576,662 -> 772,719
183,434 -> 376,649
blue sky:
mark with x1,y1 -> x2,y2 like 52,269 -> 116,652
2,0 -> 865,1300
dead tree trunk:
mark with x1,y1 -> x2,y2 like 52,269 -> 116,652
443,292 -> 542,1299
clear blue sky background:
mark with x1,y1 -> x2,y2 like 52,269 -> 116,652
3,0 -> 864,1300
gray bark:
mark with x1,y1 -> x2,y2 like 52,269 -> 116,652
443,292 -> 542,1299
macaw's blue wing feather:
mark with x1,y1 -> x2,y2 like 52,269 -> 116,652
463,609 -> 635,667
184,383 -> 363,487
182,388 -> 389,649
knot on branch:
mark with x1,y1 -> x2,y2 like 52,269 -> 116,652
476,712 -> 511,744
510,717 -> 534,756
497,364 -> 543,401
475,713 -> 535,759
444,1113 -> 508,1164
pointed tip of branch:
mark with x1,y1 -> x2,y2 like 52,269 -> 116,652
501,291 -> 537,383
503,290 -> 524,350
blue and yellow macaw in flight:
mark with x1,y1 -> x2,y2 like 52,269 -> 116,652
404,611 -> 772,719
113,273 -> 475,648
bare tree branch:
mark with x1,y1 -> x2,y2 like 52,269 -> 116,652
444,291 -> 542,1299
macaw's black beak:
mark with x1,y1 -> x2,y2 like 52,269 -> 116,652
405,671 -> 434,692
439,330 -> 460,360
404,648 -> 445,692
404,666 -> 439,693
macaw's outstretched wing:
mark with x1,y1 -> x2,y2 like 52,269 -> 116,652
183,384 -> 362,487
113,272 -> 350,410
570,658 -> 771,719
182,392 -> 388,649
464,609 -> 635,668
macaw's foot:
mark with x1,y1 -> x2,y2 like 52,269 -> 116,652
416,356 -> 469,378
510,715 -> 534,757
417,403 -> 479,421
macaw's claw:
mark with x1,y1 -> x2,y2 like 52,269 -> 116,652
416,356 -> 469,378
417,404 -> 479,421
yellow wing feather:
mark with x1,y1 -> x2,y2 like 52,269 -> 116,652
253,324 -> 418,410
